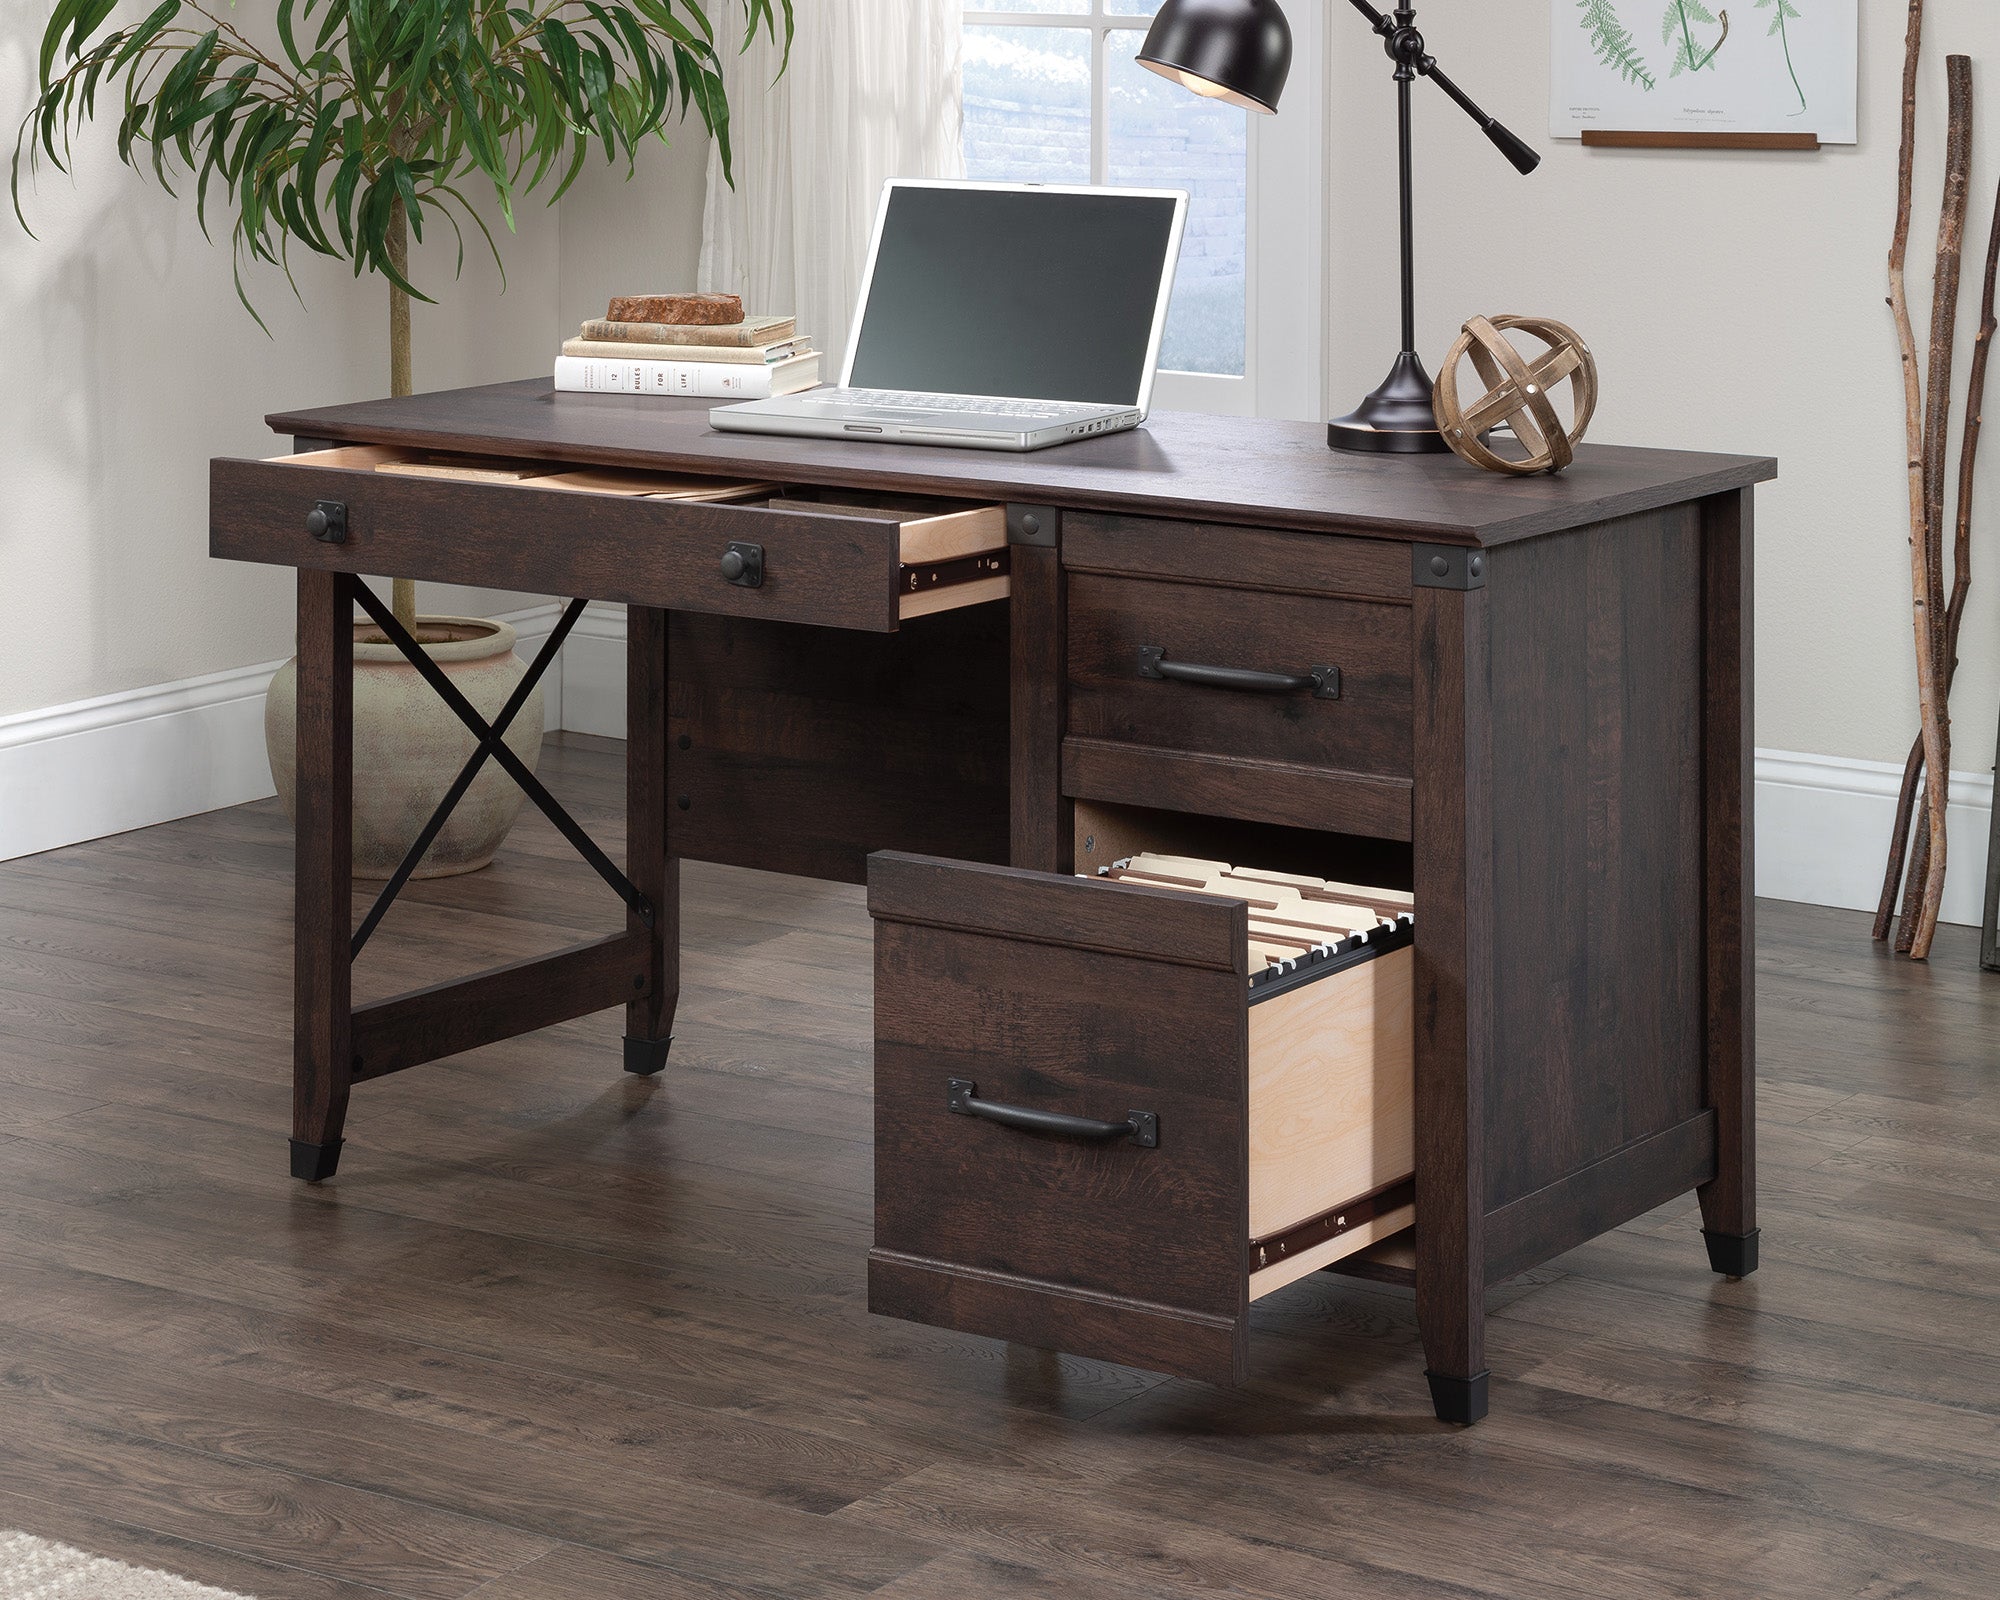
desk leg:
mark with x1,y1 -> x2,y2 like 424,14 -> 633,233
1010,540 -> 1071,874
1698,490 -> 1758,1277
1412,583 -> 1493,1424
624,604 -> 679,1074
292,570 -> 354,1181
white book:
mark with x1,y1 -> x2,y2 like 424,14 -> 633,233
553,352 -> 820,400
560,336 -> 810,365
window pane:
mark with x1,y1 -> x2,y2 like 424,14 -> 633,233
964,0 -> 1086,14
1106,30 -> 1246,376
962,25 -> 1092,187
1106,0 -> 1165,13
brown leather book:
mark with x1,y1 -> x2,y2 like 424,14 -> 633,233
606,292 -> 742,325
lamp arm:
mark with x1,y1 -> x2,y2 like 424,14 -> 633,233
1421,60 -> 1542,175
1339,0 -> 1541,176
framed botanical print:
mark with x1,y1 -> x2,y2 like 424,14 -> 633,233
1553,1 -> 1858,145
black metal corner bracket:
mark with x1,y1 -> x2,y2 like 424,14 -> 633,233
347,590 -> 652,959
1412,544 -> 1487,591
1006,505 -> 1060,547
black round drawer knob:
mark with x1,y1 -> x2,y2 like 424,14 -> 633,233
305,500 -> 347,544
718,541 -> 763,588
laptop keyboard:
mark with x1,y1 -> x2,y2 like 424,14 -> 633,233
804,389 -> 1094,421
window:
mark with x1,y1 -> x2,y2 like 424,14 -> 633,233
961,2 -> 1323,418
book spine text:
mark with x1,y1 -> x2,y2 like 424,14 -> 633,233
554,355 -> 808,400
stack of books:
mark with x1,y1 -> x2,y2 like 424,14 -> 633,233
553,292 -> 820,400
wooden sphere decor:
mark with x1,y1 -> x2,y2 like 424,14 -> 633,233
1433,314 -> 1599,476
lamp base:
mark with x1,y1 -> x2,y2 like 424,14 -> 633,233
1326,349 -> 1451,455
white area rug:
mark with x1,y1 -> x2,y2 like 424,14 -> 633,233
0,1534 -> 256,1600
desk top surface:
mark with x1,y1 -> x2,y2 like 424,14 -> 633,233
268,379 -> 1775,546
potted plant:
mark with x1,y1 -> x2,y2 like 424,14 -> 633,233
14,0 -> 791,876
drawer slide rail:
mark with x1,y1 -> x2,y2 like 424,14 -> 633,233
1250,1176 -> 1417,1274
348,588 -> 652,957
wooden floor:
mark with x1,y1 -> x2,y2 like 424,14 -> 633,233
2,734 -> 1998,1600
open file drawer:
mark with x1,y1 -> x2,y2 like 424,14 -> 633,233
209,447 -> 1009,632
866,850 -> 1414,1384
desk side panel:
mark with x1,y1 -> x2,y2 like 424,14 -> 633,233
1481,506 -> 1708,1231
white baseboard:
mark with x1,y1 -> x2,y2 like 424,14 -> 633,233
555,603 -> 634,739
0,602 -> 568,864
6,599 -> 1995,931
0,658 -> 284,862
1755,747 -> 1993,928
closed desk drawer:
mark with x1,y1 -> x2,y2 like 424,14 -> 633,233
1065,572 -> 1413,837
210,447 -> 1009,632
867,851 -> 1414,1386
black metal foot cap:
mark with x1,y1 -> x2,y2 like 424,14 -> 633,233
289,1138 -> 342,1183
624,1035 -> 673,1076
1703,1227 -> 1760,1279
1426,1368 -> 1490,1426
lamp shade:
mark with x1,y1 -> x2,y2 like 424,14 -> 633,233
1137,0 -> 1292,115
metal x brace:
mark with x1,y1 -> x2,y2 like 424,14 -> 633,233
348,588 -> 653,959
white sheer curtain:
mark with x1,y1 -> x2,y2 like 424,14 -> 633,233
698,3 -> 965,376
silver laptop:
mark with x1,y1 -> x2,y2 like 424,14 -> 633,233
711,179 -> 1188,452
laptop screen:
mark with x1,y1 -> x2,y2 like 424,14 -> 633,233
844,183 -> 1185,407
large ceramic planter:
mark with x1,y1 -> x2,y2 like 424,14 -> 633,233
265,616 -> 544,879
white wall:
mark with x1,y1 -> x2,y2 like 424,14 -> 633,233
0,25 -> 715,862
558,123 -> 713,333
1323,0 -> 1998,781
0,65 -> 564,719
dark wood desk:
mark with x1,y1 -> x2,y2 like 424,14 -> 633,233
211,378 -> 1774,1423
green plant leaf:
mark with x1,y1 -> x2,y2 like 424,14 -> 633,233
1579,0 -> 1656,91
1661,0 -> 1725,75
12,0 -> 794,324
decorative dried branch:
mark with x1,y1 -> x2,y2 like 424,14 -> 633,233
1923,61 -> 1974,659
1876,0 -> 1943,953
1894,55 -> 1973,960
1874,0 -> 1929,941
1893,161 -> 2000,953
1874,738 -> 1925,941
1952,183 -> 2000,683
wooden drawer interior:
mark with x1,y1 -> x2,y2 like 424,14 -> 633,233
1089,852 -> 1414,1300
1073,798 -> 1413,893
265,448 -> 1010,623
868,844 -> 1414,1383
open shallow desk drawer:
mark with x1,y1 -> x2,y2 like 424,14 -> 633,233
209,447 -> 1009,631
867,852 -> 1414,1384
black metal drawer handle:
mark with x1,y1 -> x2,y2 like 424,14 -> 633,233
946,1078 -> 1159,1149
1138,645 -> 1339,700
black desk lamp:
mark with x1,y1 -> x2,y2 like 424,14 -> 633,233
1139,0 -> 1540,453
